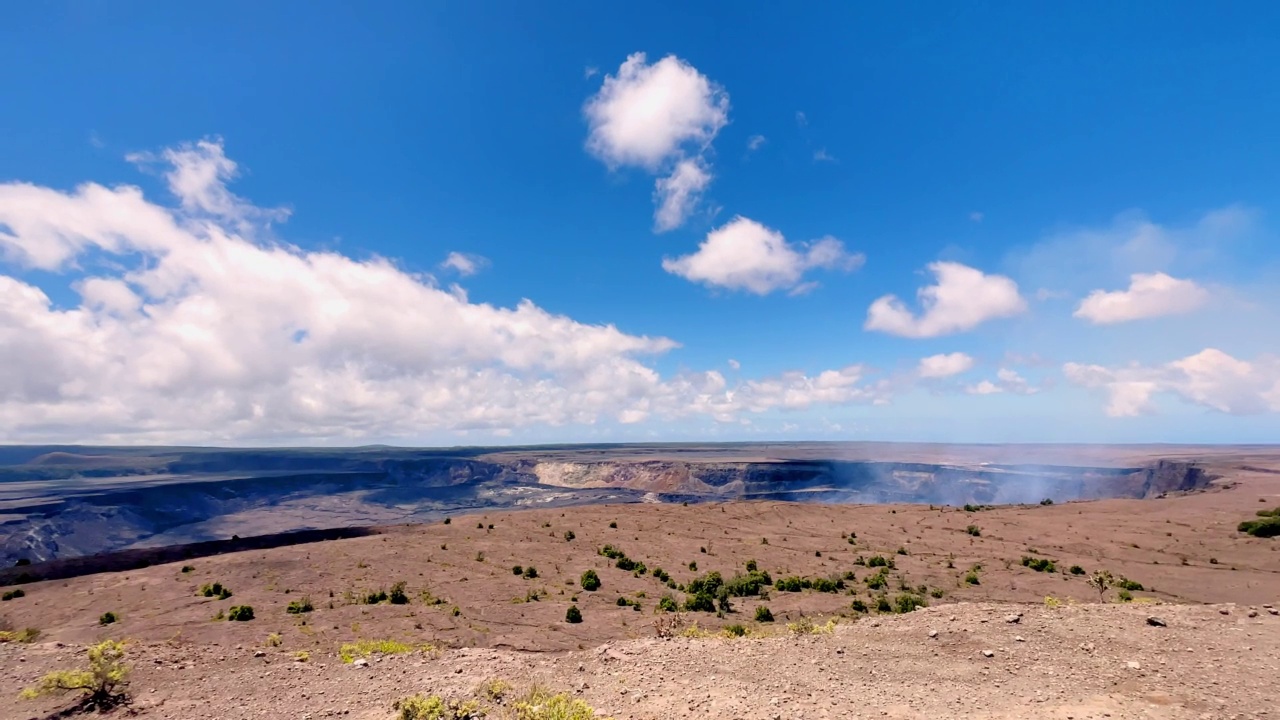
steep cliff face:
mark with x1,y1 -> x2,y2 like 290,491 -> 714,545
0,453 -> 1216,565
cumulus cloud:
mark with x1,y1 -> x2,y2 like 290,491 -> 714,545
746,135 -> 766,152
440,251 -> 489,276
662,216 -> 863,295
917,352 -> 974,378
1073,272 -> 1209,324
0,140 -> 888,443
865,262 -> 1027,338
584,52 -> 729,231
964,369 -> 1036,396
1064,348 -> 1280,417
653,158 -> 712,232
966,380 -> 1001,395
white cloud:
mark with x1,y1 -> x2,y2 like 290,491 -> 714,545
583,52 -> 729,231
0,141 -> 889,443
727,359 -> 740,370
966,380 -> 1001,395
440,251 -> 489,277
964,368 -> 1037,396
1073,272 -> 1209,324
813,148 -> 837,163
865,262 -> 1027,338
795,111 -> 808,127
917,352 -> 974,378
584,52 -> 728,171
746,135 -> 766,152
1064,348 -> 1280,417
653,158 -> 712,232
584,66 -> 599,79
662,216 -> 863,295
969,211 -> 984,223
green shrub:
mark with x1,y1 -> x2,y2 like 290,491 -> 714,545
745,559 -> 758,572
443,517 -> 451,525
865,571 -> 888,590
723,623 -> 747,637
286,597 -> 314,614
565,605 -> 583,623
2,589 -> 24,601
875,595 -> 892,613
850,599 -> 868,613
754,605 -> 774,622
19,639 -> 128,706
686,571 -> 724,597
966,525 -> 981,536
608,521 -> 617,529
98,612 -> 117,626
1238,516 -> 1280,537
893,593 -> 927,613
364,589 -> 389,604
199,582 -> 232,599
389,581 -> 410,605
1117,589 -> 1133,602
682,592 -> 716,613
180,565 -> 194,573
1021,556 -> 1057,573
964,571 -> 980,585
513,688 -> 604,720
1040,498 -> 1054,505
580,569 -> 601,591
339,639 -> 420,663
657,595 -> 678,613
723,570 -> 772,596
895,547 -> 908,556
513,565 -> 524,575
688,561 -> 697,571
1117,577 -> 1144,591
564,530 -> 575,541
1069,565 -> 1085,575
523,566 -> 539,579
227,605 -> 255,621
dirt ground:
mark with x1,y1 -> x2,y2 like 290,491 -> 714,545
1,459 -> 1277,719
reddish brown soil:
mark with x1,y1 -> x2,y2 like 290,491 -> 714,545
0,460 -> 1277,719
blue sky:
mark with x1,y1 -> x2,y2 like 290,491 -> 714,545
1,2 -> 1279,445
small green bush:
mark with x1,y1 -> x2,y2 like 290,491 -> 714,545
513,565 -> 524,575
754,605 -> 774,622
2,589 -> 24,601
966,525 -> 981,536
286,597 -> 314,614
389,581 -> 410,605
565,605 -> 583,623
523,566 -> 539,579
199,582 -> 232,599
851,599 -> 868,613
98,612 -> 117,626
1021,556 -> 1057,573
893,593 -> 927,614
964,571 -> 980,585
580,569 -> 601,591
1069,565 -> 1086,575
608,521 -> 617,529
1117,577 -> 1144,591
180,565 -> 194,573
1237,516 -> 1280,538
657,595 -> 678,613
1117,589 -> 1133,602
227,605 -> 255,621
875,595 -> 892,613
564,530 -> 575,541
682,592 -> 716,613
723,623 -> 747,637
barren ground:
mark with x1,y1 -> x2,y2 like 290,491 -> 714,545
1,456 -> 1277,719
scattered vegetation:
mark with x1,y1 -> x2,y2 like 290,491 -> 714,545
657,595 -> 679,613
523,566 -> 539,579
393,694 -> 484,720
1117,589 -> 1133,602
1040,498 -> 1054,505
787,617 -> 837,636
389,581 -> 410,605
265,632 -> 282,647
513,565 -> 524,575
580,569 -> 601,591
2,589 -> 25,601
513,687 -> 607,720
180,565 -> 194,573
963,504 -> 994,512
1239,507 -> 1280,537
565,605 -> 583,623
19,639 -> 129,711
1069,565 -> 1086,575
199,582 -> 233,600
0,626 -> 41,643
1020,555 -> 1057,573
1117,577 -> 1144,591
227,605 -> 255,621
850,599 -> 868,613
865,555 -> 896,569
563,530 -> 575,541
754,605 -> 774,622
286,597 -> 314,614
339,639 -> 424,663
1086,570 -> 1114,601
966,525 -> 981,537
98,611 -> 118,626
892,593 -> 928,613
